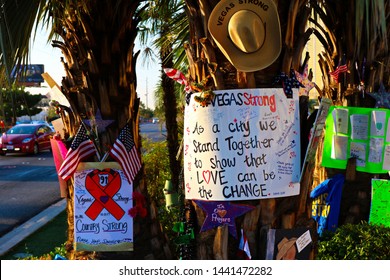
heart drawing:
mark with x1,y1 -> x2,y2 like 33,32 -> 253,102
202,170 -> 211,184
217,209 -> 227,218
100,195 -> 109,204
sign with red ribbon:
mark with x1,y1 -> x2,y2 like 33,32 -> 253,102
85,168 -> 125,221
74,162 -> 133,252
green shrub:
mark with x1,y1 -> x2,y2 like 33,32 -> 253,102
317,221 -> 390,260
142,138 -> 181,245
142,138 -> 171,204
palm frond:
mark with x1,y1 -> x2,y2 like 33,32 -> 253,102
0,0 -> 46,84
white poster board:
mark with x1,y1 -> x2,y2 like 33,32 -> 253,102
184,88 -> 301,201
74,162 -> 133,251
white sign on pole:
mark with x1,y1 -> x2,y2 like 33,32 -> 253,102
184,88 -> 301,201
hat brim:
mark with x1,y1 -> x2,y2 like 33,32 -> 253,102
208,0 -> 281,72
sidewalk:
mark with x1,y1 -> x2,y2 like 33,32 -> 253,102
0,199 -> 66,257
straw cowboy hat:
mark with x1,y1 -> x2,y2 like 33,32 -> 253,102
208,0 -> 282,72
276,237 -> 297,260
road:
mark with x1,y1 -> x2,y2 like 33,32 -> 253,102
140,122 -> 167,142
0,122 -> 167,238
0,151 -> 62,237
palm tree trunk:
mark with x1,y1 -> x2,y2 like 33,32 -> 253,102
160,36 -> 182,192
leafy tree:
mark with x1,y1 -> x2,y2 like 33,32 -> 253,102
0,88 -> 43,124
46,106 -> 60,123
139,101 -> 154,119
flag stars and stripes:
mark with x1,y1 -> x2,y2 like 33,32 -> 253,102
58,125 -> 97,181
109,123 -> 142,183
329,56 -> 348,83
273,69 -> 303,98
163,68 -> 192,93
164,68 -> 193,104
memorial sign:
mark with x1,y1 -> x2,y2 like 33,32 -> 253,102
184,88 -> 301,201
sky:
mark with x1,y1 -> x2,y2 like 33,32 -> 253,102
28,26 -> 159,109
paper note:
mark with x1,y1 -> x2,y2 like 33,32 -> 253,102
351,114 -> 369,140
368,138 -> 384,163
332,135 -> 348,160
296,230 -> 312,253
383,146 -> 390,170
349,142 -> 367,167
386,119 -> 390,142
332,108 -> 349,134
371,111 -> 386,136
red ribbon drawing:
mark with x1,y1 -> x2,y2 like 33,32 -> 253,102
85,168 -> 125,221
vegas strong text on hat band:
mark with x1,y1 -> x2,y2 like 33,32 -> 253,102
215,0 -> 270,26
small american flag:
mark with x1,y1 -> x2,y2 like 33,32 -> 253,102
273,69 -> 303,98
58,125 -> 97,181
329,57 -> 348,83
237,228 -> 251,260
109,123 -> 141,183
163,68 -> 192,93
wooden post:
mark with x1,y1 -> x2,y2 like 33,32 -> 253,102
345,157 -> 356,182
213,225 -> 228,260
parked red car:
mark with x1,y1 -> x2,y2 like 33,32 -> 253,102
0,123 -> 54,155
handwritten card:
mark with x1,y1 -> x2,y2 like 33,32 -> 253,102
74,162 -> 133,251
368,138 -> 384,163
382,146 -> 390,170
184,88 -> 300,201
386,121 -> 390,142
370,111 -> 386,136
296,230 -> 312,253
332,108 -> 349,134
349,142 -> 367,167
350,114 -> 369,140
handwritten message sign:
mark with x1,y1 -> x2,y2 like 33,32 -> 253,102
74,162 -> 133,251
369,179 -> 390,227
322,106 -> 390,173
184,88 -> 301,201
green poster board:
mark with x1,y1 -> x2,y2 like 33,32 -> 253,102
322,106 -> 390,173
369,179 -> 390,227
